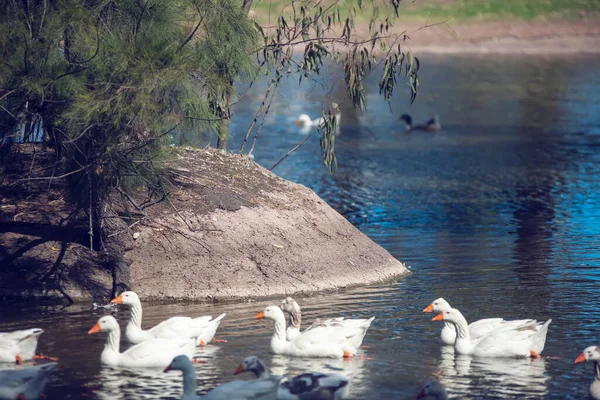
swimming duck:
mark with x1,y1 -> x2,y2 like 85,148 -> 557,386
0,328 -> 48,364
423,298 -> 533,346
88,315 -> 196,368
431,308 -> 551,358
110,291 -> 226,346
255,306 -> 358,358
234,355 -> 350,400
279,297 -> 374,351
400,114 -> 440,133
0,362 -> 57,400
575,346 -> 600,399
295,113 -> 341,135
164,355 -> 279,400
416,378 -> 448,400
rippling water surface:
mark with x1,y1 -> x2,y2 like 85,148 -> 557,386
2,55 -> 600,399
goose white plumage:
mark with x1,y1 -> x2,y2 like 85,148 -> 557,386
164,355 -> 279,400
110,291 -> 225,346
416,378 -> 447,400
255,306 -> 359,358
0,362 -> 57,400
295,113 -> 341,135
88,315 -> 196,368
279,297 -> 373,351
234,355 -> 350,400
0,329 -> 44,364
432,308 -> 551,358
423,298 -> 534,346
575,345 -> 600,400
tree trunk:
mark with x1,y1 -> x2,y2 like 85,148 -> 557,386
216,118 -> 230,150
89,162 -> 105,251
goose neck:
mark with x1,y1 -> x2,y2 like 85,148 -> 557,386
128,303 -> 143,329
450,312 -> 471,341
272,313 -> 287,340
181,364 -> 197,396
289,309 -> 301,330
105,328 -> 121,353
254,360 -> 269,378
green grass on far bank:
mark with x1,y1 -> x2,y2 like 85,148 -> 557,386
250,0 -> 600,25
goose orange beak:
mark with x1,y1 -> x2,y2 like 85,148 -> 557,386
575,353 -> 586,364
233,364 -> 245,375
432,313 -> 444,322
164,363 -> 173,373
110,295 -> 123,304
423,304 -> 433,312
88,323 -> 101,334
254,311 -> 265,319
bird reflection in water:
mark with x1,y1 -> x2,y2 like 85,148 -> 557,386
95,345 -> 223,399
437,346 -> 549,398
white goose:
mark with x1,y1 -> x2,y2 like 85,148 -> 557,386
295,113 -> 341,135
431,308 -> 551,358
255,306 -> 359,358
575,346 -> 600,400
164,355 -> 279,400
88,315 -> 196,368
0,329 -> 44,364
416,378 -> 447,400
111,291 -> 226,346
423,298 -> 533,345
234,355 -> 351,400
0,362 -> 57,400
279,297 -> 374,351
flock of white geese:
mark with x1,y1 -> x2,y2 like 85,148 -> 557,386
0,293 -> 598,399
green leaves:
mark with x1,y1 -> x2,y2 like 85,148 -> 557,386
319,111 -> 338,173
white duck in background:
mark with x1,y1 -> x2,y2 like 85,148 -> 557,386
416,378 -> 448,400
279,297 -> 374,351
0,362 -> 57,400
110,291 -> 226,346
255,306 -> 359,358
295,113 -> 341,135
0,328 -> 46,364
431,308 -> 551,358
575,346 -> 600,399
164,355 -> 279,400
88,315 -> 196,368
423,298 -> 533,346
234,355 -> 351,400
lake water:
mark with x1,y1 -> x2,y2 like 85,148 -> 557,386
2,54 -> 600,399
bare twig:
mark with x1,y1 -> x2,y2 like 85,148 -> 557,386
14,164 -> 89,183
270,126 -> 320,171
167,195 -> 194,231
239,81 -> 275,153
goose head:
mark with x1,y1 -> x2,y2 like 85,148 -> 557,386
432,308 -> 463,325
417,378 -> 448,399
423,298 -> 452,313
110,291 -> 141,307
233,355 -> 268,378
88,315 -> 119,334
280,297 -> 300,314
575,346 -> 600,363
400,114 -> 412,125
255,305 -> 286,322
295,114 -> 313,128
164,354 -> 193,373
